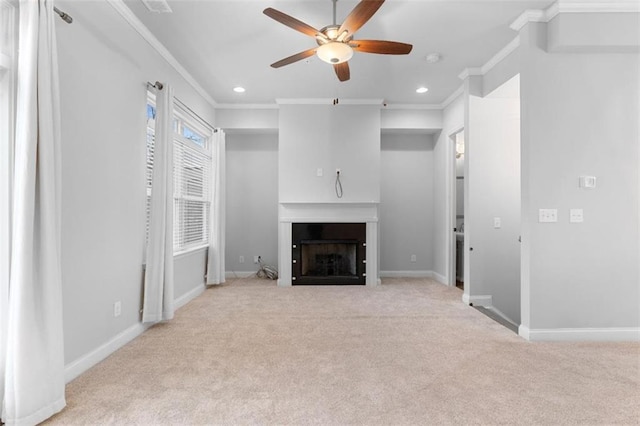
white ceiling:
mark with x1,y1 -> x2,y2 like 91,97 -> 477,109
125,0 -> 555,105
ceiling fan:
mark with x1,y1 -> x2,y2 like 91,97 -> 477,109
263,0 -> 412,82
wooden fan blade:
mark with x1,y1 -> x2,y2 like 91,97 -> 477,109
270,48 -> 317,68
338,0 -> 385,38
334,62 -> 350,82
352,40 -> 413,55
263,8 -> 321,38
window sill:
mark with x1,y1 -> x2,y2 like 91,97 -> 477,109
174,245 -> 208,260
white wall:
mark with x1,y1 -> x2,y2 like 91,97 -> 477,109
519,20 -> 639,335
466,75 -> 521,323
56,1 -> 215,365
433,95 -> 464,283
380,133 -> 435,274
226,132 -> 279,274
279,105 -> 381,203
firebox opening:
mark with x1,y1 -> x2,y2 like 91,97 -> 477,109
301,241 -> 357,277
292,222 -> 366,285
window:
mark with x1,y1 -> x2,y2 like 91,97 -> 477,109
145,94 -> 213,255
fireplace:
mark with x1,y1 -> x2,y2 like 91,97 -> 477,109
292,223 -> 366,285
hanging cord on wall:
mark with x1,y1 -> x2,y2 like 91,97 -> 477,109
335,170 -> 343,198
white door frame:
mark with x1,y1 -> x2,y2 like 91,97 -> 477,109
447,127 -> 464,287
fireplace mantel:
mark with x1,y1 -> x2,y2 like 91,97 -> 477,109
278,202 -> 379,287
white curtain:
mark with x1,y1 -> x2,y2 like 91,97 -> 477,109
206,129 -> 226,285
2,1 -> 66,424
142,84 -> 175,323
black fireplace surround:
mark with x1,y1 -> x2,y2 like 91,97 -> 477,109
292,223 -> 366,285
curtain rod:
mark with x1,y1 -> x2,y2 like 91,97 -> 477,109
54,6 -> 73,24
146,81 -> 214,131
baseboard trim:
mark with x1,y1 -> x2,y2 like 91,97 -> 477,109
519,325 -> 640,342
225,271 -> 256,279
65,285 -> 205,384
432,271 -> 447,285
64,321 -> 150,384
487,306 -> 519,329
379,270 -> 433,278
462,293 -> 493,307
174,284 -> 205,310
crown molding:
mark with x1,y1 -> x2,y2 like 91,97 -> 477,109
481,36 -> 520,75
457,68 -> 482,81
276,98 -> 384,105
440,85 -> 464,110
511,0 -> 640,31
382,104 -> 442,110
510,9 -> 547,31
214,103 -> 279,110
106,0 -> 217,108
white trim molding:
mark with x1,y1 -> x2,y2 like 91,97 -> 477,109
225,271 -> 257,279
458,67 -> 483,81
380,271 -> 434,279
106,0 -> 217,107
64,322 -> 150,383
215,103 -> 279,110
519,325 -> 640,342
382,104 -> 442,110
432,271 -> 447,285
276,98 -> 384,105
174,284 -> 205,310
481,36 -> 520,75
511,1 -> 640,31
462,293 -> 493,307
440,85 -> 464,110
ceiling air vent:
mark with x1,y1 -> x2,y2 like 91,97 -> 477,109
141,0 -> 172,13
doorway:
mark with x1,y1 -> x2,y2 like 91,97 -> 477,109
449,129 -> 465,290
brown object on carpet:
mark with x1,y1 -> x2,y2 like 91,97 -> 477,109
45,277 -> 640,425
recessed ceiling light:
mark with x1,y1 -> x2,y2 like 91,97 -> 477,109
416,87 -> 429,94
233,86 -> 246,93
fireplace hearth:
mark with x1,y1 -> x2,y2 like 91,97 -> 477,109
292,223 -> 366,285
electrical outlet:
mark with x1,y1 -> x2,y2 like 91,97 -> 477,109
570,209 -> 584,223
114,301 -> 122,317
239,255 -> 245,264
410,254 -> 417,262
538,209 -> 558,223
254,256 -> 259,264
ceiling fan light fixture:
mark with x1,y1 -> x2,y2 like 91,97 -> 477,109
317,42 -> 353,64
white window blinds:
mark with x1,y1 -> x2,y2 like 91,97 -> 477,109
146,95 -> 213,255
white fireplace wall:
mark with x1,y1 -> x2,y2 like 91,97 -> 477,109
279,104 -> 381,203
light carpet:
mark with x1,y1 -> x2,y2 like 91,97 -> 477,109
46,277 -> 639,425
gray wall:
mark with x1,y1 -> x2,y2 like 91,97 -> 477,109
57,1 -> 215,364
519,21 -> 639,331
225,132 -> 279,274
380,133 -> 435,274
466,76 -> 521,324
433,96 -> 465,283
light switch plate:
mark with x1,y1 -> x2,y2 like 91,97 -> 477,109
539,209 -> 558,223
579,176 -> 596,189
493,217 -> 501,229
570,209 -> 584,223
316,168 -> 323,177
